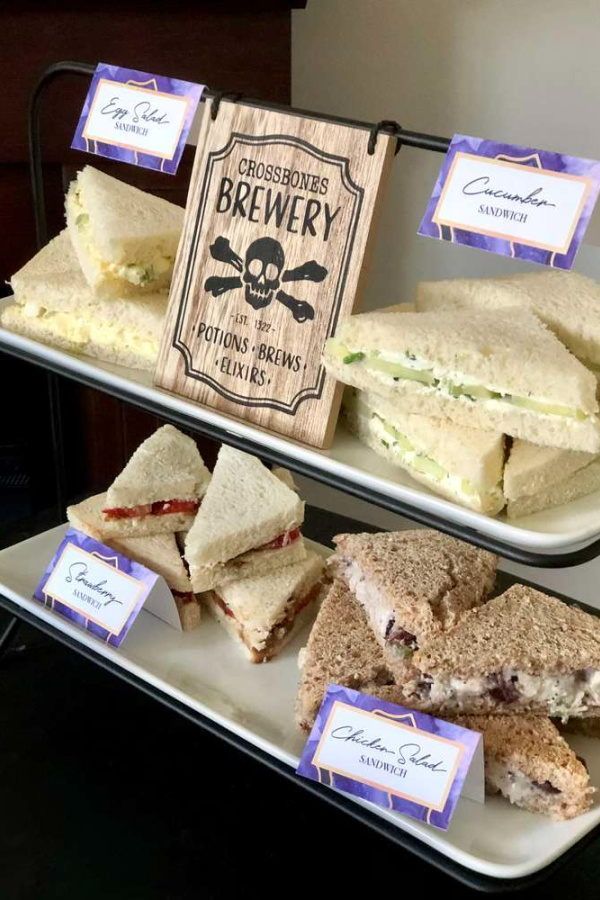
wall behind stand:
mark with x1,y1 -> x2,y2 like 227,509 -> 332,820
291,0 -> 600,604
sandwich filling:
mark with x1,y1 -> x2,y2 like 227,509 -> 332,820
68,189 -> 173,288
413,667 -> 600,720
486,761 -> 564,806
329,341 -> 592,422
103,499 -> 200,520
225,527 -> 302,567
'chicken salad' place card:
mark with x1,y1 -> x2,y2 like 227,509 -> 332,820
33,528 -> 181,647
419,134 -> 600,268
297,684 -> 484,830
72,62 -> 204,174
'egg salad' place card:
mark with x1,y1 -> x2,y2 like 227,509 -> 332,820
298,685 -> 484,830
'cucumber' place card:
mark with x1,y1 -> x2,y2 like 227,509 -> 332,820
72,62 -> 204,174
419,133 -> 600,268
298,684 -> 484,830
33,528 -> 182,647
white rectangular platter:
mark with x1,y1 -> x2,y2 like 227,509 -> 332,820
1,296 -> 600,562
1,524 -> 599,882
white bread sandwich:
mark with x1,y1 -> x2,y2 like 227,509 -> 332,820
65,165 -> 184,297
401,584 -> 600,720
453,714 -> 594,820
504,439 -> 600,518
330,530 -> 497,663
343,388 -> 506,514
323,308 -> 600,453
296,578 -> 406,730
2,230 -> 167,371
204,548 -> 325,662
417,269 -> 600,375
67,492 -> 200,630
184,446 -> 306,592
102,425 -> 210,536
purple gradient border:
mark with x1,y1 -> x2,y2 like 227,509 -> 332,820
297,684 -> 481,830
33,528 -> 158,648
71,62 -> 204,175
418,133 -> 600,269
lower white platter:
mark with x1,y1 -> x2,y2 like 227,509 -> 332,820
1,524 -> 600,882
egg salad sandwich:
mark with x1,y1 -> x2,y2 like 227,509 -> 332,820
2,230 -> 167,371
204,546 -> 325,663
417,269 -> 600,376
67,492 -> 200,631
323,308 -> 600,452
453,714 -> 594,820
65,165 -> 184,297
401,584 -> 600,720
343,388 -> 506,514
330,529 -> 497,663
184,446 -> 306,592
504,439 -> 600,518
101,425 -> 210,537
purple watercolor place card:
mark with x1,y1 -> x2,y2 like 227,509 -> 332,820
33,528 -> 178,647
72,62 -> 205,174
297,685 -> 483,830
418,134 -> 600,268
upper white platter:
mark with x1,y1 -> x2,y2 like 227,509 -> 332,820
1,524 -> 600,882
1,294 -> 600,562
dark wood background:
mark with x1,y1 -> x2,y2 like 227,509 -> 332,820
0,1 -> 301,514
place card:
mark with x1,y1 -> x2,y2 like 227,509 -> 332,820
297,685 -> 484,830
72,62 -> 204,174
419,133 -> 600,268
33,528 -> 181,647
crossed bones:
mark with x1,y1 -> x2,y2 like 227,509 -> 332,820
204,236 -> 328,323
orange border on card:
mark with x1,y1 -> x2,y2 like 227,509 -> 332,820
82,78 -> 190,161
432,151 -> 593,254
313,700 -> 464,812
43,543 -> 145,636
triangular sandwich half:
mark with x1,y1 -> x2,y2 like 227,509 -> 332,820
102,425 -> 210,536
204,548 -> 325,663
323,308 -> 600,452
401,584 -> 600,719
67,492 -> 200,631
504,439 -> 600,518
416,269 -> 600,375
454,714 -> 594,820
184,446 -> 305,592
65,165 -> 184,297
3,230 -> 167,371
343,388 -> 506,514
330,530 -> 497,664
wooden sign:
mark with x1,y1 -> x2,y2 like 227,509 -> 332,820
155,99 -> 395,447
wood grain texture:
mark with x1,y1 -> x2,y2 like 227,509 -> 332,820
155,99 -> 394,447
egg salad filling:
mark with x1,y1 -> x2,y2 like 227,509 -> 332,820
69,190 -> 172,288
329,340 -> 591,422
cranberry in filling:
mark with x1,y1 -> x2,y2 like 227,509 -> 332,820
488,673 -> 520,704
384,617 -> 417,650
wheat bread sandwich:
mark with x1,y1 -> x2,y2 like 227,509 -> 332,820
416,269 -> 600,375
330,529 -> 497,664
65,165 -> 184,297
101,425 -> 210,536
296,578 -> 409,730
67,492 -> 200,630
204,547 -> 325,663
504,438 -> 600,518
323,308 -> 600,453
343,388 -> 506,514
2,229 -> 167,371
401,584 -> 600,720
453,714 -> 594,820
184,446 -> 306,592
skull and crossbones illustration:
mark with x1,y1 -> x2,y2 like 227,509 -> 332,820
204,236 -> 328,323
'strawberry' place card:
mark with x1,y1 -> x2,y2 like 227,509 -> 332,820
33,528 -> 181,647
72,62 -> 204,174
419,134 -> 600,268
298,685 -> 484,830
